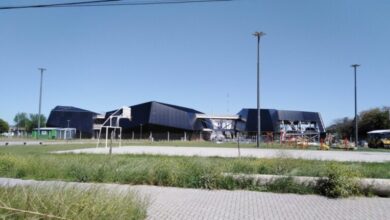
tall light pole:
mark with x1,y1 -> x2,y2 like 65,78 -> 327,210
351,64 -> 360,147
37,68 -> 46,139
253,31 -> 266,148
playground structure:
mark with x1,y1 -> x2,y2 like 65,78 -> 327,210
279,120 -> 322,144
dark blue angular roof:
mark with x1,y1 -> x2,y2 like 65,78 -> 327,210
106,101 -> 205,131
238,108 -> 325,132
47,106 -> 98,135
238,109 -> 279,132
51,106 -> 98,114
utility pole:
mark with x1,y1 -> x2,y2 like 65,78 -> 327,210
351,64 -> 360,147
253,31 -> 266,148
37,68 -> 46,139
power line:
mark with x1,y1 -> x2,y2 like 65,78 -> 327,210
0,0 -> 120,10
0,0 -> 232,10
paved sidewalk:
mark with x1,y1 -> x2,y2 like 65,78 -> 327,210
57,146 -> 390,162
0,178 -> 389,220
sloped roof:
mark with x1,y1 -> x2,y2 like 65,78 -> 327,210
51,106 -> 97,114
106,101 -> 205,131
47,106 -> 98,135
237,108 -> 325,132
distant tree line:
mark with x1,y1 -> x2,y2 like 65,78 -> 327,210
13,112 -> 47,132
327,107 -> 390,139
0,118 -> 9,133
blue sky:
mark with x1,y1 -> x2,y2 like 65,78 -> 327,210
1,0 -> 389,126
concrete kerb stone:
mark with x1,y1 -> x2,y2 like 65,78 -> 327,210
224,173 -> 390,197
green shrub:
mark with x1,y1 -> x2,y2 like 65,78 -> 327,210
316,163 -> 361,198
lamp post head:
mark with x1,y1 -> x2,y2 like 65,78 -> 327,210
253,31 -> 266,37
351,64 -> 360,68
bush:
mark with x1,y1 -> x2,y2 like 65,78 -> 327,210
316,163 -> 361,198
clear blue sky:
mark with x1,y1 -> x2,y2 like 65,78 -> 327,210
1,0 -> 389,126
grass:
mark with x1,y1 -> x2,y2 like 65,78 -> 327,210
0,144 -> 389,197
0,185 -> 147,219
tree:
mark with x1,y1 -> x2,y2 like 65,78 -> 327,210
358,107 -> 390,139
0,118 -> 9,133
327,117 -> 353,139
13,112 -> 30,130
327,106 -> 390,140
26,114 -> 47,132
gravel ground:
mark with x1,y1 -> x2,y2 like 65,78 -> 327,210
56,146 -> 390,162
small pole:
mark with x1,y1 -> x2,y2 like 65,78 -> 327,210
237,132 -> 241,158
105,128 -> 109,148
140,124 -> 143,140
168,131 -> 170,141
109,130 -> 113,155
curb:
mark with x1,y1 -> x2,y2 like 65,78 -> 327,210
224,173 -> 390,197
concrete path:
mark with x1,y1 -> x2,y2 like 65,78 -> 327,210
0,178 -> 389,220
56,146 -> 390,162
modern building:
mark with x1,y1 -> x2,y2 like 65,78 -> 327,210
102,101 -> 210,140
46,106 -> 98,138
238,108 -> 326,141
238,109 -> 325,133
46,101 -> 326,141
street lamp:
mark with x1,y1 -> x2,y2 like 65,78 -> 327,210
351,64 -> 360,147
253,31 -> 266,148
37,68 -> 46,139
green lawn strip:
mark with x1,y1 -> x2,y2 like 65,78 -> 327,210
1,153 -> 389,187
1,144 -> 389,197
0,184 -> 147,220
